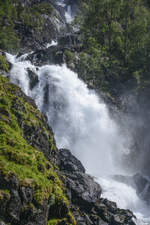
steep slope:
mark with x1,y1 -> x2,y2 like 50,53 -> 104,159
0,72 -> 76,225
0,0 -> 67,53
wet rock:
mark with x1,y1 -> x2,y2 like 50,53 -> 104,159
95,198 -> 135,225
48,200 -> 69,219
26,32 -> 82,67
19,187 -> 33,204
58,149 -> 101,210
26,46 -> 65,66
0,174 -> 19,190
57,149 -> 136,225
27,68 -> 39,90
65,172 -> 102,210
20,200 -> 48,225
7,190 -> 22,222
59,148 -> 85,173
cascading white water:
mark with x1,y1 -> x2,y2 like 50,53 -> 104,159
55,0 -> 74,23
33,65 -> 127,176
65,5 -> 73,23
6,53 -> 150,225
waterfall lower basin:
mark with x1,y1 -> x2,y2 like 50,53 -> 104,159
6,52 -> 150,225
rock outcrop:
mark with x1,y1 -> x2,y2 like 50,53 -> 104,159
0,75 -> 75,225
58,149 -> 136,225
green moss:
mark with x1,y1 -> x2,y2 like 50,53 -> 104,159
64,50 -> 76,65
48,219 -> 75,225
0,75 -> 76,224
48,219 -> 61,225
0,55 -> 10,72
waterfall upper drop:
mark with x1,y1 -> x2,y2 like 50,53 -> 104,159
7,53 -> 126,176
34,64 -> 127,176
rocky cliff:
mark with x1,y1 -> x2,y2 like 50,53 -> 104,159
0,0 -> 141,224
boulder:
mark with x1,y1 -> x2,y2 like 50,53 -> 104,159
7,190 -> 22,222
95,199 -> 135,225
27,68 -> 39,90
65,172 -> 102,209
59,148 -> 85,173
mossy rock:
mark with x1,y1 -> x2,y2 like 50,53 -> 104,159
0,75 -> 76,224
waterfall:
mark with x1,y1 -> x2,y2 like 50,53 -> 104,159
6,53 -> 150,225
65,5 -> 73,23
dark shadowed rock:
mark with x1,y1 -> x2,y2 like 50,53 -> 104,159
58,149 -> 101,209
7,190 -> 22,222
19,187 -> 33,204
0,174 -> 19,190
65,172 -> 102,209
27,68 -> 39,90
95,198 -> 135,225
59,148 -> 85,173
26,46 -> 65,66
58,149 -> 136,225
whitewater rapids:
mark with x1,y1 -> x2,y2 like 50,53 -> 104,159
6,53 -> 150,225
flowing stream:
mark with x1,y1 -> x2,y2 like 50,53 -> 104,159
6,52 -> 150,225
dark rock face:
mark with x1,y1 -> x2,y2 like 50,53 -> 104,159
59,149 -> 136,225
15,0 -> 67,53
27,46 -> 65,66
0,174 -> 47,225
25,32 -> 82,67
65,172 -> 102,209
59,148 -> 85,173
27,68 -> 39,90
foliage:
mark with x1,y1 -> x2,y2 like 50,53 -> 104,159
77,0 -> 150,98
64,50 -> 76,66
0,0 -> 55,52
0,55 -> 10,72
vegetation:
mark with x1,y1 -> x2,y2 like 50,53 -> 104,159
0,75 -> 76,224
0,54 -> 10,72
76,0 -> 150,99
0,0 -> 55,51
